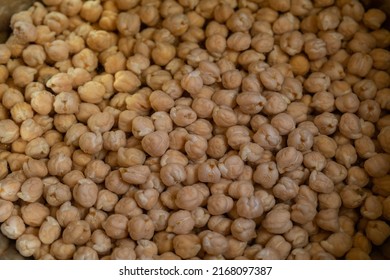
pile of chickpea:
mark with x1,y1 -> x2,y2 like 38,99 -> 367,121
0,0 -> 389,260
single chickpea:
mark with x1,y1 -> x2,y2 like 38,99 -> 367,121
173,234 -> 201,259
21,202 -> 49,227
197,231 -> 228,257
0,199 -> 13,223
1,215 -> 26,240
56,202 -> 81,228
38,216 -> 61,245
347,52 -> 373,77
141,131 -> 170,157
0,120 -> 20,144
78,132 -> 103,155
120,165 -> 151,185
73,178 -> 98,208
207,194 -> 234,215
128,214 -> 155,240
17,177 -> 43,203
62,220 -> 91,246
15,234 -> 41,257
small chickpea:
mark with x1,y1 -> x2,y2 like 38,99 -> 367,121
253,162 -> 279,189
56,202 -> 81,228
63,220 -> 91,246
73,179 -> 98,208
321,232 -> 352,258
0,199 -> 13,223
127,214 -> 155,240
17,177 -> 43,203
1,215 -> 26,240
78,81 -> 106,104
273,176 -> 300,202
173,234 -> 201,259
120,165 -> 151,185
16,234 -> 41,257
276,147 -> 303,174
236,195 -> 264,219
21,202 -> 49,227
0,119 -> 20,144
39,216 -> 61,245
141,131 -> 169,157
347,52 -> 373,77
253,123 -> 282,151
197,231 -> 228,257
262,208 -> 293,234
207,194 -> 234,215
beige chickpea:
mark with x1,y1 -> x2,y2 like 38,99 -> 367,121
253,162 -> 279,189
347,52 -> 373,77
17,177 -> 43,203
172,234 -> 201,259
0,199 -> 13,223
313,112 -> 338,135
120,165 -> 151,185
197,159 -> 221,183
86,112 -> 115,134
47,153 -> 72,177
49,239 -> 75,260
207,194 -> 234,215
78,81 -> 105,104
228,218 -> 256,243
198,231 -> 228,257
160,163 -> 186,187
38,216 -> 61,245
167,210 -> 195,234
62,220 -> 91,246
101,214 -> 128,240
363,9 -> 386,30
10,102 -> 34,124
21,202 -> 49,227
133,189 -> 158,211
276,147 -> 303,174
0,120 -> 20,144
73,178 -> 98,208
206,135 -> 227,159
253,123 -> 282,151
141,130 -> 170,158
236,195 -> 263,219
127,214 -> 154,240
1,215 -> 26,240
115,197 -> 142,219
320,232 -> 352,258
365,220 -> 390,246
364,154 -> 390,178
212,105 -> 238,128
207,215 -> 232,236
15,233 -> 41,257
56,202 -> 80,228
273,176 -> 300,202
78,132 -> 103,155
105,170 -> 130,196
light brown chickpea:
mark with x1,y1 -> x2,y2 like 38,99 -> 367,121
1,215 -> 26,240
120,165 -> 151,185
30,90 -> 54,115
73,179 -> 98,208
199,230 -> 228,257
207,194 -> 234,215
166,210 -> 195,235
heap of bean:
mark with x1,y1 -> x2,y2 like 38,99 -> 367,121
0,0 -> 389,260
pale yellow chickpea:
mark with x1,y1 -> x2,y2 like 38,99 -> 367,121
38,216 -> 61,245
1,215 -> 26,240
0,199 -> 13,223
